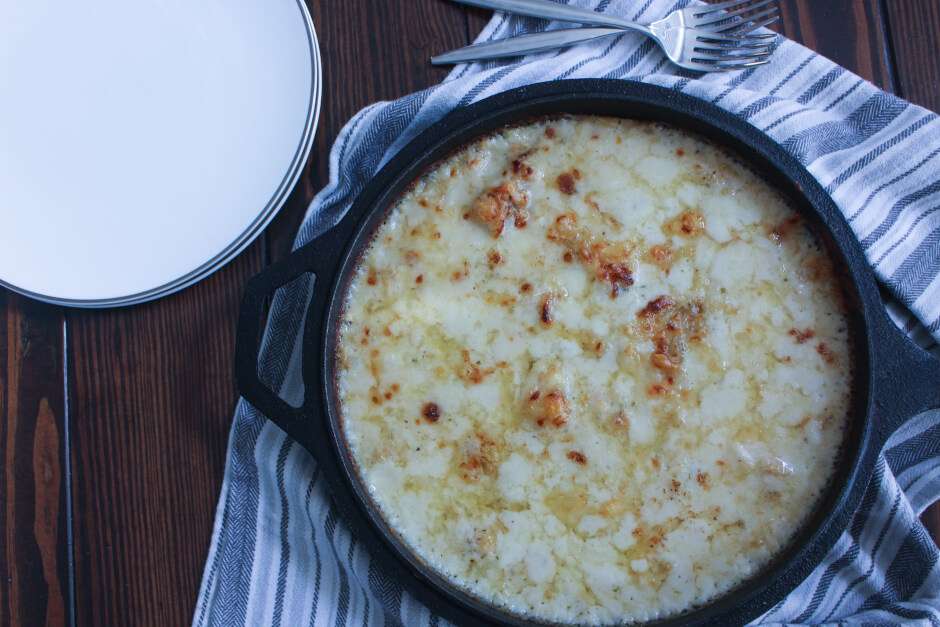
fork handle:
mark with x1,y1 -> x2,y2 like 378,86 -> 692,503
431,27 -> 626,64
453,0 -> 652,34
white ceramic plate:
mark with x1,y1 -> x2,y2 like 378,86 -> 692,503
0,0 -> 322,307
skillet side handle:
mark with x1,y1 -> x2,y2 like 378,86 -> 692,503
235,242 -> 324,443
870,310 -> 940,447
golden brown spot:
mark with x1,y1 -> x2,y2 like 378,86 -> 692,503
422,402 -> 441,422
540,294 -> 553,325
520,282 -> 533,293
366,269 -> 378,286
572,168 -> 581,180
614,413 -> 628,430
816,342 -> 837,364
671,479 -> 681,491
450,166 -> 457,178
415,274 -> 423,284
597,262 -> 634,297
404,250 -> 420,266
512,154 -> 535,178
529,388 -> 570,427
391,383 -> 400,392
562,250 -> 574,263
433,231 -> 441,239
651,457 -> 660,469
547,213 -> 635,296
676,148 -> 685,157
769,216 -> 801,244
462,212 -> 470,220
649,245 -> 672,264
680,211 -> 704,235
666,210 -> 705,237
457,350 -> 496,384
650,352 -> 680,371
648,384 -> 669,396
419,198 -> 429,208
470,180 -> 528,238
789,328 -> 815,344
384,391 -> 393,400
556,172 -> 576,195
452,270 -> 465,281
697,472 -> 710,489
383,327 -> 392,337
488,250 -> 503,265
566,451 -> 587,465
514,211 -> 529,229
544,126 -> 555,138
459,433 -> 500,482
639,295 -> 675,318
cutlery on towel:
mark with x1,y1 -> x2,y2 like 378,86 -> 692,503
432,0 -> 779,71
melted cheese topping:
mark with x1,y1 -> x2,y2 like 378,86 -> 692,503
336,117 -> 852,625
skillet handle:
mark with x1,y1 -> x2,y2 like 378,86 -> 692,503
235,241 -> 326,441
870,309 -> 940,447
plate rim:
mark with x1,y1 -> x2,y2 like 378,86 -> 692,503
0,0 -> 323,308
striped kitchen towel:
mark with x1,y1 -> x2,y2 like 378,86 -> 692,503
193,0 -> 940,625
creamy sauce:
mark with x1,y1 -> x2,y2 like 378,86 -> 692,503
336,117 -> 852,624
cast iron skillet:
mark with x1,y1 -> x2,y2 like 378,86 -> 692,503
235,79 -> 940,626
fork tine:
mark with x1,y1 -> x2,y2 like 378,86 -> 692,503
693,50 -> 773,63
695,34 -> 776,47
691,0 -> 764,16
694,1 -> 777,27
685,57 -> 770,72
694,41 -> 775,53
697,31 -> 777,41
709,8 -> 778,32
720,13 -> 780,34
713,59 -> 771,70
687,56 -> 771,71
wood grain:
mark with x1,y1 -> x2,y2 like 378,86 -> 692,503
884,0 -> 940,114
67,244 -> 262,627
882,0 -> 940,538
775,0 -> 893,89
265,0 -> 467,261
0,293 -> 69,627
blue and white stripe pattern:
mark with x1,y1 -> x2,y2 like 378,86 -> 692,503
194,1 -> 940,624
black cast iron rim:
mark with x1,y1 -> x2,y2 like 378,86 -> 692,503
236,79 -> 940,626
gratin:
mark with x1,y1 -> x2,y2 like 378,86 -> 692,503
336,116 -> 852,624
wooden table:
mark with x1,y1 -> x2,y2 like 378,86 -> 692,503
2,1 -> 938,624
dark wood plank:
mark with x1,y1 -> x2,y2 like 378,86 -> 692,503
884,0 -> 940,541
465,5 -> 493,42
265,0 -> 468,261
885,0 -> 940,113
0,292 -> 70,627
68,244 -> 263,626
775,0 -> 893,89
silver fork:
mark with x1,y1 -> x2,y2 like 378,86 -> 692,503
431,0 -> 780,71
